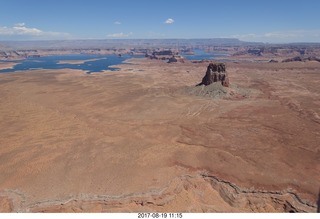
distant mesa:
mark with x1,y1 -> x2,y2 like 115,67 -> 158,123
282,56 -> 320,63
144,49 -> 185,63
167,56 -> 178,63
304,56 -> 320,62
167,55 -> 185,63
197,63 -> 229,87
152,50 -> 174,56
145,50 -> 181,61
247,48 -> 262,56
145,50 -> 174,60
282,56 -> 303,62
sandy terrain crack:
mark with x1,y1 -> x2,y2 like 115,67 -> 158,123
1,172 -> 316,212
200,173 -> 317,212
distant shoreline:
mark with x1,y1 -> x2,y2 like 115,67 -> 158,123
0,54 -> 138,74
0,61 -> 18,70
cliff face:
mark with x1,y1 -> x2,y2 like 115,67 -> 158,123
198,63 -> 229,87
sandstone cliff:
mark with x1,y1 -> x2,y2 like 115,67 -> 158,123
198,63 -> 229,87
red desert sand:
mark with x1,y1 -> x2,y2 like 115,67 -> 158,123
0,59 -> 319,212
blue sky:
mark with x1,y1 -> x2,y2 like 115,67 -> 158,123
0,0 -> 319,42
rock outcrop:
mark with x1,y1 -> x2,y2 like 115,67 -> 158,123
146,50 -> 172,59
167,56 -> 178,63
167,55 -> 185,63
282,56 -> 303,62
198,63 -> 229,87
282,56 -> 320,63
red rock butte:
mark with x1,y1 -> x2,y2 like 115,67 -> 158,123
198,63 -> 229,87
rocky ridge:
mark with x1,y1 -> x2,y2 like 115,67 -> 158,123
0,172 -> 316,212
282,56 -> 320,63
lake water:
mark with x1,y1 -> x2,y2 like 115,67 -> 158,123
0,49 -> 228,74
182,49 -> 229,60
0,54 -> 142,74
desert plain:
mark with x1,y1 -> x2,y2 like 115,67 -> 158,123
0,58 -> 319,212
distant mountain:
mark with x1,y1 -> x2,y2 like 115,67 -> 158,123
0,38 -> 260,50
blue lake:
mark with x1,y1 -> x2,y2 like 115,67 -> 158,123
0,49 -> 228,74
0,54 -> 142,74
182,49 -> 229,60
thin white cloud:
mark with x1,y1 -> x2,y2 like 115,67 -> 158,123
114,21 -> 121,25
264,31 -> 305,39
107,32 -> 133,38
164,18 -> 174,24
13,25 -> 42,35
15,22 -> 26,27
231,30 -> 320,43
0,23 -> 71,39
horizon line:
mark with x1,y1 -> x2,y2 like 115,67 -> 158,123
1,38 -> 320,45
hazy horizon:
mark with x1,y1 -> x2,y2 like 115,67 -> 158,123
2,38 -> 320,47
